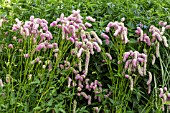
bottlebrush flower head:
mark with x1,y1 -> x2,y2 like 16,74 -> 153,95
103,18 -> 129,44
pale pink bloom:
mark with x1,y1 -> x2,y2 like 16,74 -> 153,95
77,48 -> 84,58
53,43 -> 58,48
129,76 -> 133,91
159,88 -> 163,98
88,95 -> 91,105
90,82 -> 94,88
77,93 -> 81,96
148,84 -> 151,94
101,33 -> 109,39
144,36 -> 151,46
50,21 -> 57,27
75,74 -> 81,80
68,77 -> 72,88
36,43 -> 45,51
47,44 -> 53,48
163,94 -> 167,102
78,80 -> 83,88
79,23 -> 86,30
165,25 -> 170,29
42,19 -> 48,24
86,16 -> 96,22
137,58 -> 144,63
114,26 -> 121,36
147,72 -> 152,85
121,17 -> 125,22
81,92 -> 89,99
124,60 -> 131,69
91,31 -> 102,45
152,54 -> 156,65
138,65 -> 143,76
106,53 -> 112,60
125,74 -> 129,78
93,42 -> 101,52
105,27 -> 110,32
94,107 -> 99,113
84,51 -> 90,75
24,54 -> 29,58
30,16 -> 34,21
164,87 -> 167,91
162,36 -> 168,47
8,44 -> 13,48
77,87 -> 82,92
80,30 -> 86,39
167,93 -> 170,98
106,39 -> 110,45
13,36 -> 17,40
33,24 -> 39,30
132,59 -> 137,67
0,79 -> 4,87
46,31 -> 53,40
152,32 -> 162,41
85,22 -> 92,27
24,28 -> 30,37
156,42 -> 160,58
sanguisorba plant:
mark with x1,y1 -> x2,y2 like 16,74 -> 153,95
0,6 -> 170,112
100,17 -> 170,112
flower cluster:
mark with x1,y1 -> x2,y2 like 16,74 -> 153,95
12,16 -> 52,44
159,87 -> 170,111
68,68 -> 111,105
123,50 -> 148,91
123,50 -> 147,76
50,9 -> 95,43
135,27 -> 151,46
101,17 -> 129,44
35,41 -> 58,52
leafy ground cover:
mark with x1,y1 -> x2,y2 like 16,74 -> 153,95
0,0 -> 170,112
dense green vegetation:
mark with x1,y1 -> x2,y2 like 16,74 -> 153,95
0,0 -> 170,112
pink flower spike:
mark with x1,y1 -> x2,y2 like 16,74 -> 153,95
30,16 -> 34,21
8,44 -> 13,48
77,93 -> 81,96
137,58 -> 144,62
123,52 -> 130,62
147,72 -> 152,85
53,43 -> 58,48
159,88 -> 163,97
24,54 -> 29,58
101,33 -> 109,39
125,74 -> 129,78
164,87 -> 167,91
85,22 -> 92,27
77,48 -> 84,58
47,44 -> 53,49
105,39 -> 110,45
50,21 -> 57,27
75,74 -> 81,80
88,95 -> 91,105
68,77 -> 72,88
24,28 -> 30,37
36,43 -> 45,51
86,16 -> 96,22
81,92 -> 89,99
105,27 -> 110,32
69,37 -> 75,43
0,79 -> 4,87
124,60 -> 131,69
165,25 -> 170,29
